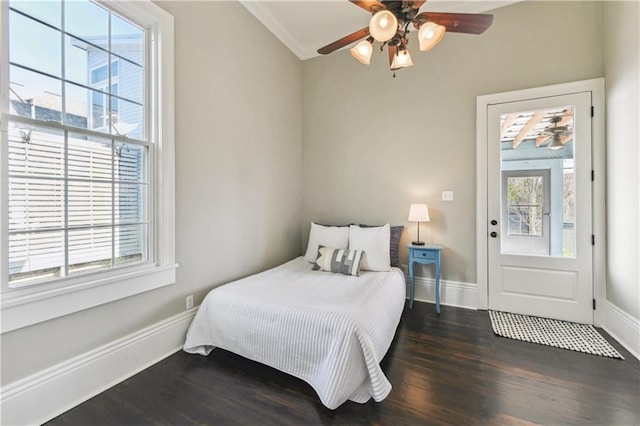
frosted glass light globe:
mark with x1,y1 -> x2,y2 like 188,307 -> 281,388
418,22 -> 445,51
369,10 -> 398,42
350,40 -> 373,65
391,49 -> 414,69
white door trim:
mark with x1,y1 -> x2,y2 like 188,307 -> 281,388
476,78 -> 605,327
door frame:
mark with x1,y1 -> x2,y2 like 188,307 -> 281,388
476,78 -> 605,327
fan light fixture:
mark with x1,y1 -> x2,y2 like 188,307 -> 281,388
350,37 -> 374,65
548,134 -> 565,150
418,22 -> 446,51
316,2 -> 494,76
369,10 -> 398,42
391,48 -> 414,69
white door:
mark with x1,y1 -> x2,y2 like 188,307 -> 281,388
487,92 -> 593,324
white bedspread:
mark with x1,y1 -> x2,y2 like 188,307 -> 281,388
183,256 -> 406,409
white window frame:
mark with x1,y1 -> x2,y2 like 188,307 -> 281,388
0,0 -> 176,333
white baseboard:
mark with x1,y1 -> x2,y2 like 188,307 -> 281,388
602,300 -> 640,361
407,276 -> 478,310
1,307 -> 198,426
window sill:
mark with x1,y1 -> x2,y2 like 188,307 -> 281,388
0,263 -> 178,333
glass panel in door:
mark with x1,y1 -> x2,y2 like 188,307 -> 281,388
499,106 -> 576,258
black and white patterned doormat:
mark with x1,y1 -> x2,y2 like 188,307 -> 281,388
489,310 -> 624,359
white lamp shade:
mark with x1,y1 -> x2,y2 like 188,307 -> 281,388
391,49 -> 414,69
369,10 -> 398,42
408,204 -> 430,222
418,22 -> 446,51
350,40 -> 373,65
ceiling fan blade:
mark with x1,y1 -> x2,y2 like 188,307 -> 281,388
407,0 -> 427,10
317,27 -> 370,55
535,134 -> 551,147
413,12 -> 493,34
349,0 -> 386,13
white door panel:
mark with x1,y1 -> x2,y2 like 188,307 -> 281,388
500,266 -> 578,300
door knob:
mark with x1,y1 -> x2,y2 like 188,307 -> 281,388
490,231 -> 498,238
490,220 -> 498,226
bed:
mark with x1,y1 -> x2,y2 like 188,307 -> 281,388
183,254 -> 406,409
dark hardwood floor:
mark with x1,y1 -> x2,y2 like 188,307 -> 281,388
47,302 -> 640,425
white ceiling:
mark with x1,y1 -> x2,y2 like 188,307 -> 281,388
240,1 -> 521,60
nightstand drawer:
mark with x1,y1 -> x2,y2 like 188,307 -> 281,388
413,250 -> 436,260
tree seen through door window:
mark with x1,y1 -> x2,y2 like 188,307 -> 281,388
507,176 -> 543,236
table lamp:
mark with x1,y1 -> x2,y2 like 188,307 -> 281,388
408,203 -> 430,245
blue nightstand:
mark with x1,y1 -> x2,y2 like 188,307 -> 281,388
407,244 -> 444,315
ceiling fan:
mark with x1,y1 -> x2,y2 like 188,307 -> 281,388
317,0 -> 494,74
539,115 -> 573,150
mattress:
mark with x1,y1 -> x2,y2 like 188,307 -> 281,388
183,256 -> 406,409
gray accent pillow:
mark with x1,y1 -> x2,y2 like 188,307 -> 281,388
360,224 -> 404,267
312,245 -> 363,276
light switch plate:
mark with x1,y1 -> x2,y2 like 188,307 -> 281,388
442,191 -> 454,201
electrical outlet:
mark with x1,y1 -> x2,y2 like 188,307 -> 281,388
442,190 -> 454,201
186,295 -> 194,310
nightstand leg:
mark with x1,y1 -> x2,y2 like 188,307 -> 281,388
409,261 -> 415,309
435,261 -> 440,316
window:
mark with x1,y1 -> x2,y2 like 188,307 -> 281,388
1,0 -> 175,332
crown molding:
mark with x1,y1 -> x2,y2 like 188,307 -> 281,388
240,1 -> 308,60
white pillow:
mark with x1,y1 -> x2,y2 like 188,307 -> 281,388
349,224 -> 391,271
304,223 -> 350,263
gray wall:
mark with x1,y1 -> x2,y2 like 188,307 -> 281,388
301,1 -> 603,283
604,1 -> 639,319
0,1 -> 303,385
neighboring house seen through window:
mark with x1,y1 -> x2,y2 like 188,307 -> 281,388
90,60 -> 119,129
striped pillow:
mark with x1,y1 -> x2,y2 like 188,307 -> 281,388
312,246 -> 363,276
